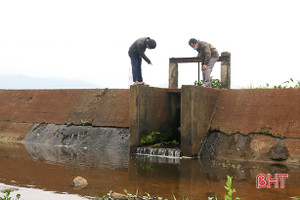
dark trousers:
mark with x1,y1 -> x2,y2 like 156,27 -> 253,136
129,53 -> 143,82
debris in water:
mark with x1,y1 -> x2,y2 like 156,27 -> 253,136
72,176 -> 88,189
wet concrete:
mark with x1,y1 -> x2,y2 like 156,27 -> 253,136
1,143 -> 300,200
24,123 -> 129,151
200,131 -> 300,164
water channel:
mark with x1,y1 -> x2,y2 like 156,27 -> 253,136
1,142 -> 300,200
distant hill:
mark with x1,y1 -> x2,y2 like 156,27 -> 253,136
0,75 -> 102,89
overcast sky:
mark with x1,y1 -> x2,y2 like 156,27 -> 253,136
1,0 -> 300,89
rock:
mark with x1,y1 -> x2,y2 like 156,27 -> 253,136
111,192 -> 127,199
72,176 -> 88,188
182,156 -> 193,159
268,140 -> 289,161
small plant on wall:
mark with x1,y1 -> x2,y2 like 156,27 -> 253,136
194,76 -> 221,88
80,120 -> 92,126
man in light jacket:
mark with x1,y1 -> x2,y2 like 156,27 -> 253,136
189,38 -> 219,87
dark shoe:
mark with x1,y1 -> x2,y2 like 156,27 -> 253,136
133,82 -> 142,85
140,82 -> 149,86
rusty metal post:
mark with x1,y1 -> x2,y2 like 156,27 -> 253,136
169,60 -> 178,89
198,62 -> 200,84
221,52 -> 231,89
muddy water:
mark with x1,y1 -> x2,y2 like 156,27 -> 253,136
1,143 -> 300,200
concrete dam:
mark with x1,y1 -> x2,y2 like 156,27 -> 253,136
1,86 -> 300,164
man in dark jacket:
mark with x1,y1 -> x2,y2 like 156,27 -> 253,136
189,38 -> 219,87
128,37 -> 156,85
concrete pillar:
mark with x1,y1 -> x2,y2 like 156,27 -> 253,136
181,86 -> 221,156
129,86 -> 181,150
129,85 -> 140,148
169,61 -> 178,89
221,52 -> 231,89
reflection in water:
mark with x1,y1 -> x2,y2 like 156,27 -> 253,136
25,143 -> 129,170
1,143 -> 300,200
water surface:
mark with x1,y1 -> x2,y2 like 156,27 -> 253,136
1,143 -> 300,200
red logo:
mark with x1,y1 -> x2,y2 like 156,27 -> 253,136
256,173 -> 288,188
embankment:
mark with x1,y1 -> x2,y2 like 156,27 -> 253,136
1,87 -> 300,164
181,86 -> 300,164
0,89 -> 130,147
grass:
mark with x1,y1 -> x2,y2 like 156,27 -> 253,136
98,175 -> 243,200
0,190 -> 21,200
244,78 -> 300,89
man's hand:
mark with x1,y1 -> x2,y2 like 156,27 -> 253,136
202,65 -> 207,71
148,62 -> 153,65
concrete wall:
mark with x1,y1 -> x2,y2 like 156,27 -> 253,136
0,89 -> 130,141
181,86 -> 300,163
0,88 -> 181,148
211,88 -> 300,137
2,87 -> 300,163
0,89 -> 129,127
129,86 -> 181,148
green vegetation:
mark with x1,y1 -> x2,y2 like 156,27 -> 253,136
212,160 -> 241,170
194,76 -> 221,88
290,197 -> 300,200
213,176 -> 241,200
0,190 -> 21,200
99,175 -> 244,200
223,176 -> 241,200
124,189 -> 141,199
98,190 -> 189,200
172,192 -> 189,200
140,131 -> 161,145
96,190 -> 113,200
65,122 -> 74,126
140,130 -> 180,146
245,78 -> 300,89
80,120 -> 92,126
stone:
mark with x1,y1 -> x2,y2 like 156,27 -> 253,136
72,176 -> 88,188
268,140 -> 289,161
111,192 -> 127,199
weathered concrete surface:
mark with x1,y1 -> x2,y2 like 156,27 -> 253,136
220,52 -> 231,89
182,86 -> 300,163
0,89 -> 129,127
181,86 -> 221,156
2,87 -> 300,164
24,123 -> 129,151
211,89 -> 300,137
169,62 -> 178,89
199,132 -> 300,163
130,86 -> 181,148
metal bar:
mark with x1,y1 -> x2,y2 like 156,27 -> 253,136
198,62 -> 200,84
169,56 -> 229,63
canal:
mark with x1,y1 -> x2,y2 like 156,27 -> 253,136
1,142 -> 299,200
